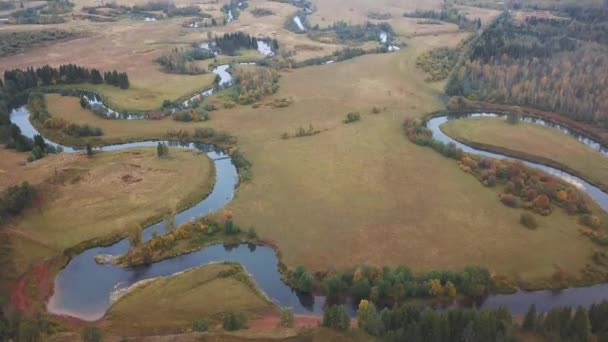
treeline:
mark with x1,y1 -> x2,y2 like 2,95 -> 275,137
349,301 -> 514,341
446,10 -> 608,128
523,304 -> 595,341
287,264 -> 493,307
3,64 -> 130,104
215,32 -> 257,55
321,299 -> 604,341
404,8 -> 481,30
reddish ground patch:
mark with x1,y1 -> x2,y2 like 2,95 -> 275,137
10,277 -> 29,313
249,313 -> 322,330
9,260 -> 54,316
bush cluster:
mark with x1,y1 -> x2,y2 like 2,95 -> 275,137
344,112 -> 361,123
0,182 -> 36,225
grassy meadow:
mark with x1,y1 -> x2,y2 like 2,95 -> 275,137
5,147 -> 214,275
106,263 -> 274,335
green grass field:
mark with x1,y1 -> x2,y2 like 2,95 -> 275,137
441,117 -> 608,190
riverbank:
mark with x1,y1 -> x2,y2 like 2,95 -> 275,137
105,262 -> 275,336
447,96 -> 608,148
440,117 -> 608,194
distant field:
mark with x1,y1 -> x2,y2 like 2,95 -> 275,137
441,117 -> 608,190
7,147 -> 214,274
308,0 -> 441,28
0,0 -> 351,110
106,263 -> 274,336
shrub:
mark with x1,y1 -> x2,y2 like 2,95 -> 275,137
580,214 -> 601,229
156,142 -> 169,158
223,312 -> 247,331
81,326 -> 103,342
322,305 -> 350,331
194,127 -> 216,139
500,194 -> 519,208
533,195 -> 552,215
292,265 -> 314,293
223,219 -> 241,235
506,112 -> 521,124
246,227 -> 257,239
278,308 -> 294,327
344,112 -> 361,123
520,213 -> 538,229
63,123 -> 103,137
251,7 -> 274,17
0,182 -> 36,223
192,319 -> 209,332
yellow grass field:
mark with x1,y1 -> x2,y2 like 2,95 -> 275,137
5,147 -> 214,274
106,263 -> 274,335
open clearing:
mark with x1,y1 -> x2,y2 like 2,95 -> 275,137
5,147 -> 214,274
40,34 -> 605,284
106,263 -> 274,336
441,117 -> 608,191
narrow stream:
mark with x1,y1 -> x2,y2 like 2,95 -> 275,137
8,109 -> 608,321
83,65 -> 232,119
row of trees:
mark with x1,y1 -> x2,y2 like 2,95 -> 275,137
214,32 -> 258,55
322,300 -> 604,341
4,65 -> 129,97
446,11 -> 608,128
523,304 -> 592,341
355,301 -> 514,341
289,263 -> 493,307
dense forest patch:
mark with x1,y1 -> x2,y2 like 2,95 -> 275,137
446,7 -> 608,128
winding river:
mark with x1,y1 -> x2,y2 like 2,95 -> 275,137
8,107 -> 608,322
83,64 -> 233,119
